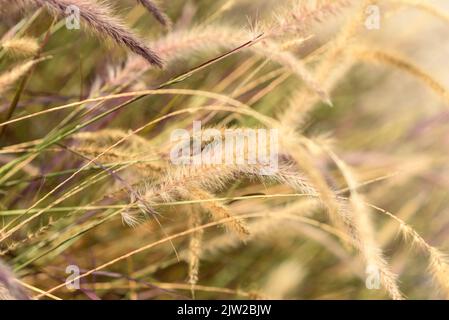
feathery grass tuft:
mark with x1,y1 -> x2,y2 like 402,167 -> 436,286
0,57 -> 49,94
24,0 -> 163,66
1,37 -> 39,57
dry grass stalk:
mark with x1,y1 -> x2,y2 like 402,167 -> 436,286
1,0 -> 448,300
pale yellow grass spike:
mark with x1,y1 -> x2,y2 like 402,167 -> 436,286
359,201 -> 449,298
327,149 -> 404,300
187,207 -> 203,298
113,25 -> 330,104
191,187 -> 250,240
342,195 -> 449,299
384,217 -> 449,299
70,145 -> 162,173
73,129 -> 161,162
1,37 -> 39,57
351,46 -> 449,104
0,57 -> 48,94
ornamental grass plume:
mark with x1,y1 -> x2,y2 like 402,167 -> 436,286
0,37 -> 39,57
2,0 -> 163,66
